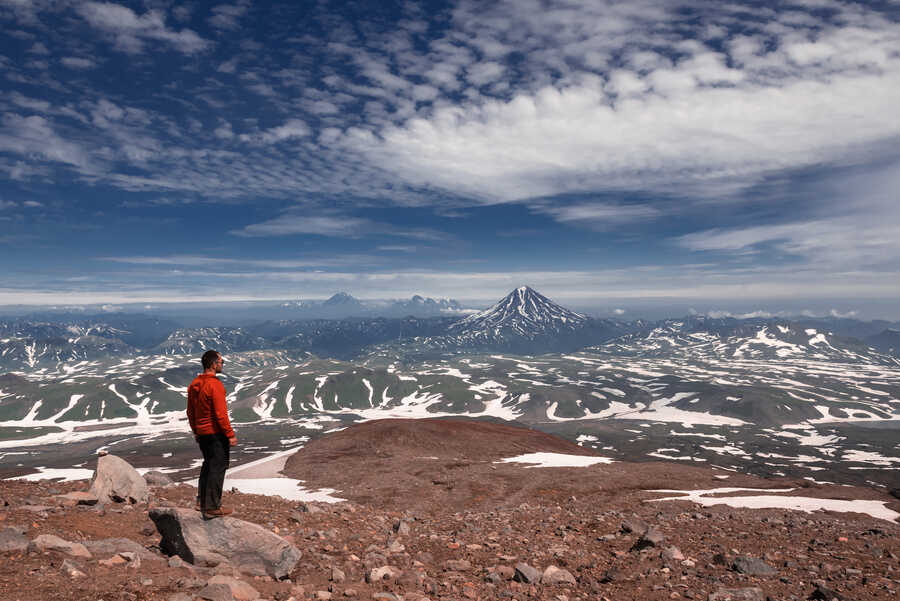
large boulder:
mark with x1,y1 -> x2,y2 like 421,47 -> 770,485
149,507 -> 301,579
89,454 -> 149,504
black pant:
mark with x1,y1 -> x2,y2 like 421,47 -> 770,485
197,433 -> 230,510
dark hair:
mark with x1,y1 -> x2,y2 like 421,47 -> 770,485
201,350 -> 221,370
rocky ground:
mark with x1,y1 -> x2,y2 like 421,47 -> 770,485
1,418 -> 898,601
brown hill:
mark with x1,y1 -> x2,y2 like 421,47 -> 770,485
283,417 -> 755,511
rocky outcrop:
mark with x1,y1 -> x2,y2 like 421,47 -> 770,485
89,454 -> 149,504
148,507 -> 301,579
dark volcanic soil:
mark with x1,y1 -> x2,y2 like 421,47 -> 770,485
1,418 -> 898,601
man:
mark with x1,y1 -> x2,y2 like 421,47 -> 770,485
187,349 -> 237,519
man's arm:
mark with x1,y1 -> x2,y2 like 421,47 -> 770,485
210,380 -> 236,443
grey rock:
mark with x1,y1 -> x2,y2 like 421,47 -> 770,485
394,519 -> 411,536
207,575 -> 260,601
514,562 -> 541,584
61,558 -> 86,578
84,537 -> 157,560
144,470 -> 175,486
373,594 -> 402,601
169,555 -> 187,568
366,565 -> 400,583
541,565 -> 576,585
632,526 -> 665,550
28,534 -> 92,558
89,454 -> 149,505
809,583 -> 844,600
621,517 -> 649,535
196,582 -> 234,601
316,592 -> 333,601
732,556 -> 778,577
330,566 -> 346,583
0,527 -> 29,553
708,587 -> 764,601
149,507 -> 301,579
444,559 -> 471,571
661,546 -> 685,562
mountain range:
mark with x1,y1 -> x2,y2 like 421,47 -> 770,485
1,287 -> 899,371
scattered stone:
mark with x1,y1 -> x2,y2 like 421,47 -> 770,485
55,491 -> 99,507
708,587 -> 764,601
444,559 -> 471,571
61,559 -> 86,578
89,454 -> 150,505
149,507 -> 301,579
315,591 -> 333,601
542,565 -> 576,586
622,517 -> 649,535
599,567 -> 620,583
632,526 -> 665,550
28,534 -> 92,558
207,575 -> 260,601
144,471 -> 175,486
808,583 -> 843,600
84,537 -> 157,560
732,556 -> 777,577
0,527 -> 29,553
296,502 -> 323,514
394,519 -> 411,536
196,582 -> 234,601
662,546 -> 685,562
367,565 -> 400,583
169,555 -> 186,568
514,562 -> 541,584
168,594 -> 193,601
331,566 -> 346,583
373,594 -> 401,601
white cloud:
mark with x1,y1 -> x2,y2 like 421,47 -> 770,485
61,57 -> 97,69
0,114 -> 91,168
232,214 -> 372,238
77,2 -> 209,54
208,1 -> 250,31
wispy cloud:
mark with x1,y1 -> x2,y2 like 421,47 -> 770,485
77,2 -> 209,54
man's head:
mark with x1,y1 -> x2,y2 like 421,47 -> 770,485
201,350 -> 222,372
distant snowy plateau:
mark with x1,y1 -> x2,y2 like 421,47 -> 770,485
1,287 -> 898,491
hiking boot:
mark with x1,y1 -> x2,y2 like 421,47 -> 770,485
203,507 -> 233,519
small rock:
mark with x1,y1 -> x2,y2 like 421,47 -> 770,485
330,566 -> 346,583
169,555 -> 186,568
514,562 -> 541,584
632,526 -> 665,550
196,582 -> 234,601
61,559 -> 86,579
29,534 -> 92,558
366,565 -> 400,583
0,527 -> 29,553
444,559 -> 471,571
707,587 -> 764,601
622,517 -> 649,535
315,592 -> 332,601
542,565 -> 576,586
208,575 -> 261,600
372,594 -> 401,601
394,519 -> 411,536
808,583 -> 843,600
144,471 -> 175,486
732,556 -> 777,577
662,546 -> 685,562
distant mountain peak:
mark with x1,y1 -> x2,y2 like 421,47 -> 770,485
450,287 -> 587,337
324,292 -> 361,306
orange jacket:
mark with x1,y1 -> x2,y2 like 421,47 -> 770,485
186,374 -> 235,439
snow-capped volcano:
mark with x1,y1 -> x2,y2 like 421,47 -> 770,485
450,286 -> 587,338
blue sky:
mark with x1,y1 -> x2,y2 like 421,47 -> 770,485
1,0 -> 900,318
